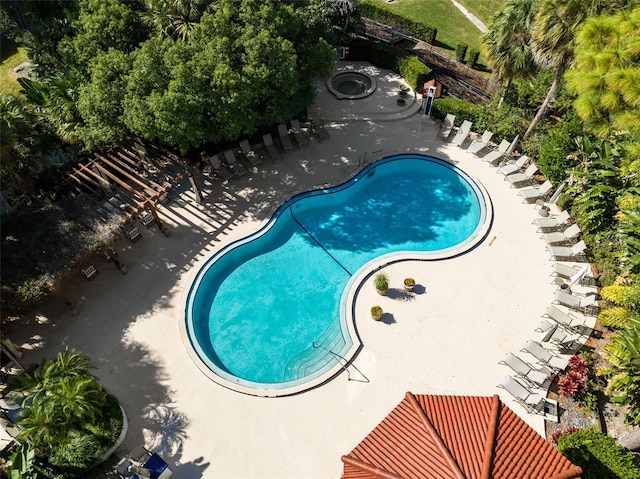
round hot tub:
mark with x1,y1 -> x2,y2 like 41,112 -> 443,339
327,71 -> 377,100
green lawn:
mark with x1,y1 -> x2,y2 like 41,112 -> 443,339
0,46 -> 28,97
362,0 -> 485,53
456,0 -> 506,26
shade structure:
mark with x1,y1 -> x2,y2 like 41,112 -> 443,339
341,393 -> 582,479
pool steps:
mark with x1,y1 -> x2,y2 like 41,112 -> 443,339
282,319 -> 346,382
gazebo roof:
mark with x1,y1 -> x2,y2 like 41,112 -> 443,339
342,393 -> 582,479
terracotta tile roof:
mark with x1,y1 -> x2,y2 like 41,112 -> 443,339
342,393 -> 582,479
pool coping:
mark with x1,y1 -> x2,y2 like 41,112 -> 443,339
179,154 -> 494,397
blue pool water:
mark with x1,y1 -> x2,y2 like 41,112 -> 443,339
186,154 -> 487,393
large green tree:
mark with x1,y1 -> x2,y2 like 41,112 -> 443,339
483,0 -> 539,105
566,6 -> 640,140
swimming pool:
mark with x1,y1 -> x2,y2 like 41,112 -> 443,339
185,154 -> 489,395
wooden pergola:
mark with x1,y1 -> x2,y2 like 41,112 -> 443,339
58,141 -> 203,230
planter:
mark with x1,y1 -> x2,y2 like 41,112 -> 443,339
374,273 -> 389,296
399,90 -> 407,97
397,98 -> 406,105
371,306 -> 383,321
404,278 -> 415,292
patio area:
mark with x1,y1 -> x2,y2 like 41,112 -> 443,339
5,62 -> 591,478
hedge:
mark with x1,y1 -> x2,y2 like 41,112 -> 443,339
557,427 -> 640,479
431,97 -> 482,127
359,2 -> 437,45
397,56 -> 431,91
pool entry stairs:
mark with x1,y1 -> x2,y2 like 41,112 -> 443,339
282,319 -> 346,382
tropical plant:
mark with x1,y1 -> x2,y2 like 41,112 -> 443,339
374,272 -> 389,293
566,6 -> 640,141
140,0 -> 208,41
603,315 -> 640,425
9,443 -> 40,479
482,0 -> 538,105
616,204 -> 640,274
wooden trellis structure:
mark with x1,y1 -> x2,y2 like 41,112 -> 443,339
58,141 -> 203,230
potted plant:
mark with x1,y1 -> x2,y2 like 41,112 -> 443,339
374,272 -> 389,295
404,277 -> 416,292
371,306 -> 383,321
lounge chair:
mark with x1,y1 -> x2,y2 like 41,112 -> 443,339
544,305 -> 589,333
311,118 -> 329,141
290,119 -> 308,148
223,150 -> 248,176
533,210 -> 571,231
548,239 -> 587,261
138,211 -> 155,228
277,124 -> 295,151
497,155 -> 529,176
208,154 -> 235,181
517,180 -> 553,203
480,139 -> 511,165
438,113 -> 455,140
506,163 -> 539,187
239,140 -> 262,167
124,226 -> 142,242
499,353 -> 553,388
552,263 -> 596,286
467,130 -> 493,154
451,120 -> 472,146
498,376 -> 546,414
554,290 -> 599,315
521,340 -> 569,372
548,328 -> 584,352
541,223 -> 581,245
262,133 -> 282,161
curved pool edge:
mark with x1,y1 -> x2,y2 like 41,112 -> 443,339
179,154 -> 493,397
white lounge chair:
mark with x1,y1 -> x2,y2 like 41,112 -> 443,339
262,133 -> 282,161
506,163 -> 539,187
554,290 -> 599,315
223,149 -> 248,176
311,119 -> 329,141
544,305 -> 589,333
467,130 -> 493,154
480,139 -> 511,165
290,119 -> 308,148
521,340 -> 569,372
278,124 -> 295,151
517,180 -> 553,203
549,328 -> 584,352
552,263 -> 596,286
499,353 -> 553,388
533,210 -> 571,231
498,376 -> 546,414
497,155 -> 529,176
239,140 -> 262,167
548,239 -> 587,261
541,223 -> 581,245
208,154 -> 234,181
451,120 -> 472,146
438,113 -> 455,140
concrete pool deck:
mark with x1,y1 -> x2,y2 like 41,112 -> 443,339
7,62 -> 596,478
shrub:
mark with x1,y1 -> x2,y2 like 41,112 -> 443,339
557,427 -> 640,479
599,306 -> 635,329
558,355 -> 590,399
535,114 -> 585,184
431,97 -> 482,126
549,425 -> 581,445
455,43 -> 468,63
397,56 -> 431,91
467,49 -> 479,68
358,3 -> 437,44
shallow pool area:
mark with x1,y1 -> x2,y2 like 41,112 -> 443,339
185,154 -> 489,395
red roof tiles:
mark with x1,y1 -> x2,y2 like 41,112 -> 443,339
342,393 -> 582,479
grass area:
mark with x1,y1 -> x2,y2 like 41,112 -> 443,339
456,0 -> 506,26
362,0 -> 485,53
0,46 -> 28,97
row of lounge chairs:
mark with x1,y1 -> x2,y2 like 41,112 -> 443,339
203,119 -> 330,182
440,112 -> 602,417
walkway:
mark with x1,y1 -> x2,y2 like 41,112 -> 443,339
9,63 -> 584,479
450,0 -> 488,32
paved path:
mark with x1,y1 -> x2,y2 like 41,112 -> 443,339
451,0 -> 488,32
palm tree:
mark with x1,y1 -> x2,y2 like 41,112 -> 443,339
566,6 -> 640,139
141,0 -> 209,41
482,0 -> 539,106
